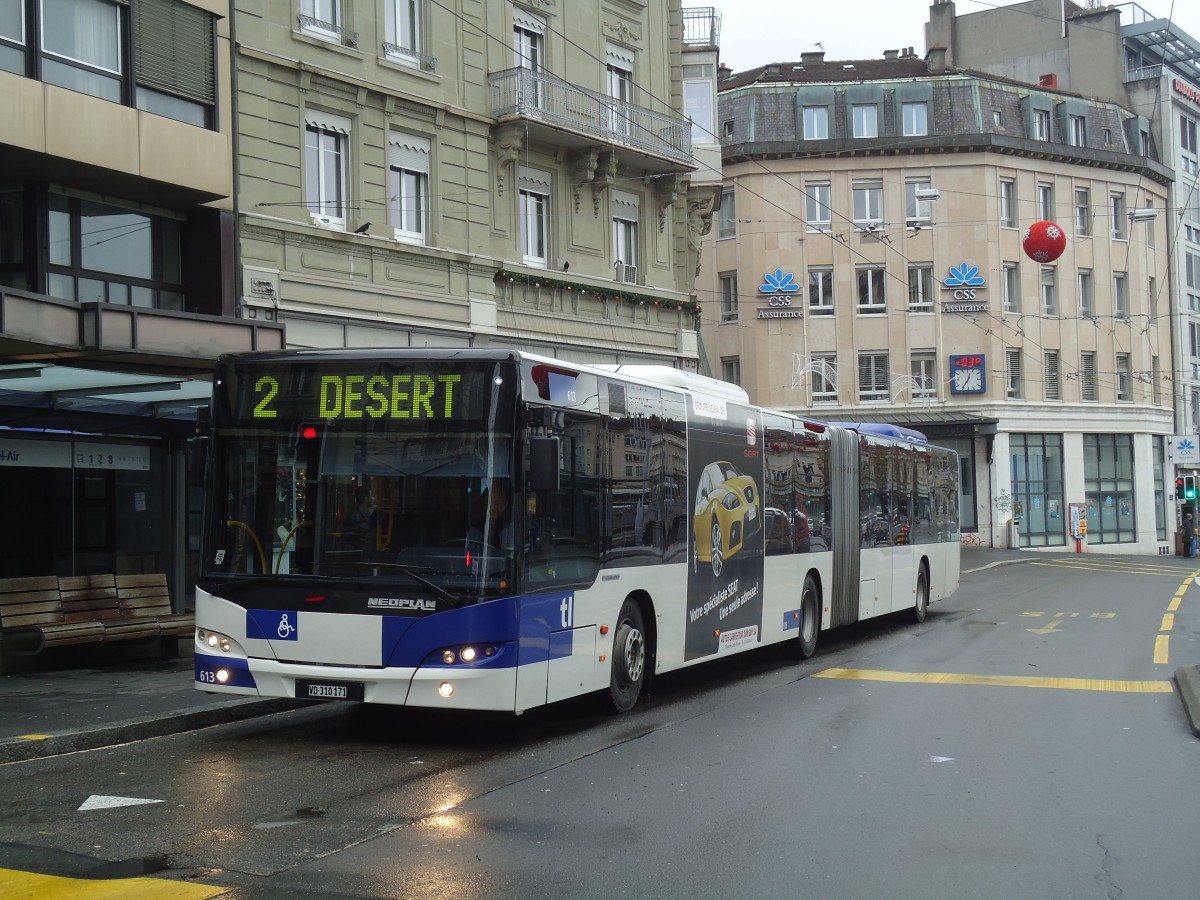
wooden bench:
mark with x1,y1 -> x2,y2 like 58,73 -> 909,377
0,574 -> 194,674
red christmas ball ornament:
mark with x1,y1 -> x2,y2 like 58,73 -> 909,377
1022,220 -> 1067,263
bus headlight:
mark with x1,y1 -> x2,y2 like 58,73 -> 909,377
436,644 -> 499,665
197,629 -> 234,654
438,682 -> 455,698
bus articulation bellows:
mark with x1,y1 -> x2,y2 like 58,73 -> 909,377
194,349 -> 960,713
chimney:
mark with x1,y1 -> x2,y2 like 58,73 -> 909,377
926,45 -> 949,73
1038,73 -> 1058,89
801,51 -> 825,65
883,49 -> 899,61
718,63 -> 732,81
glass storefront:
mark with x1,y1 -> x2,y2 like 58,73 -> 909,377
939,437 -> 977,531
1084,434 -> 1136,544
1011,433 -> 1066,547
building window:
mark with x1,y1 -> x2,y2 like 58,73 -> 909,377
852,180 -> 883,229
902,101 -> 928,136
305,113 -> 350,228
1152,355 -> 1161,406
300,0 -> 351,44
1084,434 -> 1136,544
1183,114 -> 1199,174
856,267 -> 886,313
719,271 -> 738,322
993,109 -> 1003,127
721,356 -> 741,386
717,188 -> 735,239
808,267 -> 833,316
1116,353 -> 1131,401
802,106 -> 828,140
44,192 -> 185,310
606,44 -> 634,137
1080,351 -> 1096,401
519,166 -> 551,267
1011,433 -> 1066,547
1074,187 -> 1090,236
852,104 -> 877,138
810,354 -> 837,403
384,0 -> 430,68
134,0 -> 218,127
1154,434 -> 1167,540
1006,348 -> 1022,399
906,179 -> 934,225
513,9 -> 544,70
721,119 -> 734,140
388,132 -> 429,244
1002,262 -> 1019,313
683,66 -> 714,144
1068,115 -> 1086,147
1037,182 -> 1054,221
908,265 -> 934,313
805,182 -> 831,229
1040,265 -> 1056,315
1078,269 -> 1094,318
1113,272 -> 1129,320
1188,252 -> 1200,314
1191,321 -> 1200,359
1044,350 -> 1060,400
858,352 -> 889,401
38,0 -> 123,102
1035,108 -> 1051,141
1111,192 -> 1127,239
1000,178 -> 1016,228
910,351 -> 936,399
611,190 -> 639,282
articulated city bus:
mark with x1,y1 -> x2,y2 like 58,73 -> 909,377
194,349 -> 960,713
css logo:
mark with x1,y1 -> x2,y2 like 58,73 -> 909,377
953,289 -> 978,300
767,296 -> 792,307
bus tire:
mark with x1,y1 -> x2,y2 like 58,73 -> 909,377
796,574 -> 819,659
912,567 -> 929,624
607,598 -> 647,713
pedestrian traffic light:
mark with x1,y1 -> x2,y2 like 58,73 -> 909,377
1177,476 -> 1186,499
1187,475 -> 1198,501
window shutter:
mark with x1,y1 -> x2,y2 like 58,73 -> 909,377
1081,352 -> 1096,401
1044,351 -> 1059,400
135,0 -> 216,106
389,133 -> 431,173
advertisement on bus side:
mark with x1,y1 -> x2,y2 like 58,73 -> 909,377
685,399 -> 766,661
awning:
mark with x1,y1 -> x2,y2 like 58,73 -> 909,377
0,363 -> 212,438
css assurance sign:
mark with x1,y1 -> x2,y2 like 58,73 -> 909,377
756,268 -> 803,319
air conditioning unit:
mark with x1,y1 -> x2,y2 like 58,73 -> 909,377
1039,73 -> 1058,89
309,213 -> 340,230
616,263 -> 639,284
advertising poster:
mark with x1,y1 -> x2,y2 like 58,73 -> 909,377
685,396 -> 766,661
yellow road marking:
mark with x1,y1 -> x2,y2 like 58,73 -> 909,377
814,668 -> 1174,693
17,734 -> 51,741
1155,635 -> 1171,665
1168,596 -> 1181,612
0,868 -> 223,899
1161,613 -> 1175,631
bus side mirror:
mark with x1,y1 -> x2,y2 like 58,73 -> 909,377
528,437 -> 560,492
188,436 -> 209,488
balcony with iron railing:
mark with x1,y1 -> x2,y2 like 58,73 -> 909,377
489,67 -> 693,169
298,14 -> 359,49
682,7 -> 722,50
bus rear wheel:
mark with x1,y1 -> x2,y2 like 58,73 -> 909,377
796,574 -> 819,658
607,598 -> 646,713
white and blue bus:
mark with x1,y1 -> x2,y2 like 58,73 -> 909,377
194,349 -> 960,713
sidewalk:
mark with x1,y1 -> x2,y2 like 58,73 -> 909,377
1,548 -> 1196,763
0,642 -> 297,764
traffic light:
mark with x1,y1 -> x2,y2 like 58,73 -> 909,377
1187,475 -> 1198,501
1177,476 -> 1186,499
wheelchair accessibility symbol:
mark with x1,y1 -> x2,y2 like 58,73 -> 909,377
275,613 -> 297,640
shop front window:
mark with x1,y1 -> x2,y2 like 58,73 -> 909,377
1084,434 -> 1136,544
1010,433 -> 1066,547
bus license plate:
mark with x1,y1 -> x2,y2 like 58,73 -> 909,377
297,680 -> 364,701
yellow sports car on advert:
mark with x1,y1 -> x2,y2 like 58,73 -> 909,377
692,461 -> 761,578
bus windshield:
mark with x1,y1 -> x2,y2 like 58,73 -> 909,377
198,357 -> 519,604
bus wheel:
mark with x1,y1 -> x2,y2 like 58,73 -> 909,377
912,569 -> 929,624
796,574 -> 819,658
710,519 -> 724,578
608,599 -> 646,713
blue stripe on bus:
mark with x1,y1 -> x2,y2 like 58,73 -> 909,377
519,592 -> 576,665
782,608 -> 802,632
195,653 -> 256,689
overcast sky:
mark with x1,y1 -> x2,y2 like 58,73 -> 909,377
713,0 -> 1200,72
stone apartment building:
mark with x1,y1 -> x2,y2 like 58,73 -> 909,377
701,41 -> 1174,552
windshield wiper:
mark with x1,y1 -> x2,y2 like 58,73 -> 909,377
365,562 -> 466,608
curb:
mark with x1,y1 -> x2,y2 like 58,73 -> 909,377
0,698 -> 301,764
1174,666 -> 1200,739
